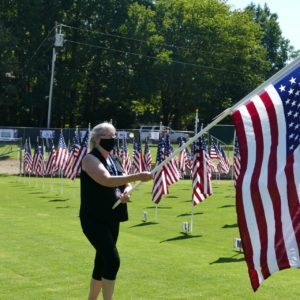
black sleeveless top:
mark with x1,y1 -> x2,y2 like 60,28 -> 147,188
80,148 -> 128,222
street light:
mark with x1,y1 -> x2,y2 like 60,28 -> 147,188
47,24 -> 64,128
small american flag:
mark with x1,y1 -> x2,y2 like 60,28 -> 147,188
209,146 -> 218,159
132,139 -> 144,173
45,139 -> 56,176
211,139 -> 230,174
54,131 -> 69,172
122,137 -> 131,174
233,137 -> 241,186
65,131 -> 80,178
32,142 -> 45,176
23,139 -> 33,174
192,135 -> 213,205
233,60 -> 300,290
178,138 -> 188,178
152,138 -> 168,204
164,135 -> 180,185
144,140 -> 152,171
68,130 -> 89,180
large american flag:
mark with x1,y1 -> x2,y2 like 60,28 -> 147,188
23,139 -> 33,174
232,63 -> 300,290
192,135 -> 213,205
152,138 -> 168,204
54,132 -> 69,172
143,140 -> 152,171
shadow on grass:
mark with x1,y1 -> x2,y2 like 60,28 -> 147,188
165,195 -> 178,199
160,233 -> 202,243
48,199 -> 69,202
39,196 -> 57,199
144,206 -> 172,209
177,212 -> 203,217
225,195 -> 234,198
218,205 -> 235,209
56,206 -> 70,209
210,253 -> 244,264
222,224 -> 238,229
29,191 -> 44,194
129,221 -> 158,228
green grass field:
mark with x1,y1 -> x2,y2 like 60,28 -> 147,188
0,175 -> 299,299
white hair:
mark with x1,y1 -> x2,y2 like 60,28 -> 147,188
88,122 -> 116,151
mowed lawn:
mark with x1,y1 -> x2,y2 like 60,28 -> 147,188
0,175 -> 300,300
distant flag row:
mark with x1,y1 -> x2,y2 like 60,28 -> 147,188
23,130 -> 89,180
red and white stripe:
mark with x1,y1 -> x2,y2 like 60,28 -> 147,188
233,85 -> 300,290
152,166 -> 168,204
192,146 -> 212,205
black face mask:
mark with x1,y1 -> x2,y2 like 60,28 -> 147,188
99,138 -> 115,152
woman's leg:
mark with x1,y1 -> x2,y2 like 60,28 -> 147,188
88,252 -> 103,300
102,278 -> 116,300
82,221 -> 120,300
88,278 -> 102,300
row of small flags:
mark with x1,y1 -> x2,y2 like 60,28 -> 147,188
23,130 -> 89,180
23,129 -> 239,190
114,132 -> 239,206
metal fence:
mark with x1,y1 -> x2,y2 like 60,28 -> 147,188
0,124 -> 235,146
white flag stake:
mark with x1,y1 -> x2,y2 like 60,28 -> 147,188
112,55 -> 300,210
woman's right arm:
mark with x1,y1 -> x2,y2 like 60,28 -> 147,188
82,154 -> 153,187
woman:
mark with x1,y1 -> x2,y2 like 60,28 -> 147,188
80,122 -> 152,300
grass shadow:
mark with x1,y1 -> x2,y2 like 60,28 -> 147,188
218,205 -> 235,209
222,224 -> 238,229
160,233 -> 202,243
48,199 -> 69,202
210,253 -> 244,264
165,195 -> 178,199
56,206 -> 70,209
29,191 -> 44,194
177,212 -> 203,217
129,221 -> 158,228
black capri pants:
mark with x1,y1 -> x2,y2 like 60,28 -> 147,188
80,218 -> 120,281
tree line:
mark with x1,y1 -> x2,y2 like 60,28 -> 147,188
0,0 -> 298,130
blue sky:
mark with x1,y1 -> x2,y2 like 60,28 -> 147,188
227,0 -> 300,50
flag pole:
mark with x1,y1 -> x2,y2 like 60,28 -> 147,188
231,130 -> 236,181
113,54 -> 300,209
190,109 -> 199,232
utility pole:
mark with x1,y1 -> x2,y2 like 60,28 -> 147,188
47,23 -> 64,128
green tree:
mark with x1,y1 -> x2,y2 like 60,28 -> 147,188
245,3 -> 297,76
122,0 -> 268,128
